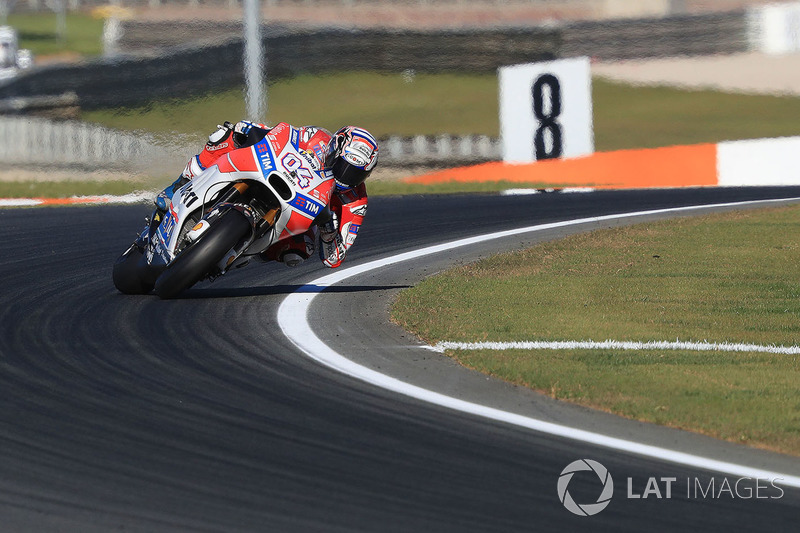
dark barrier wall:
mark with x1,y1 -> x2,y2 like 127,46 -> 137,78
0,27 -> 561,109
0,11 -> 748,109
562,11 -> 748,59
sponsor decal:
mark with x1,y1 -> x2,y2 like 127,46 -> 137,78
300,126 -> 319,144
157,211 -> 177,245
313,144 -> 325,163
348,223 -> 360,235
350,204 -> 367,217
179,182 -> 199,209
268,123 -> 288,151
206,141 -> 229,152
289,193 -> 325,218
255,140 -> 275,176
152,238 -> 169,263
343,145 -> 370,167
301,149 -> 322,170
309,185 -> 331,205
343,140 -> 378,170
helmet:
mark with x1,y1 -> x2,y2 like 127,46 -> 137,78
325,126 -> 379,191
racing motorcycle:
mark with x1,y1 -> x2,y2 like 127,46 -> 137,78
112,123 -> 334,299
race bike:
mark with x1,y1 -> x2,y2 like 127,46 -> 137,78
112,122 -> 334,299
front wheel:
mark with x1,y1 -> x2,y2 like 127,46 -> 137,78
113,244 -> 154,295
154,210 -> 251,299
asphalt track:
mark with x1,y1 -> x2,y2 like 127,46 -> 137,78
1,187 -> 800,532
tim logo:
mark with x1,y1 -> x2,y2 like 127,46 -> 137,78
255,141 -> 274,174
290,194 -> 324,218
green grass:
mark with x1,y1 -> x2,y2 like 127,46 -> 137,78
11,72 -> 800,199
74,68 -> 800,199
460,348 -> 800,453
81,74 -> 800,152
7,13 -> 105,57
81,72 -> 499,139
0,180 -> 152,198
0,177 -> 557,199
392,206 -> 800,454
592,80 -> 800,151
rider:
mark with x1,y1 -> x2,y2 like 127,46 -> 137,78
156,120 -> 378,269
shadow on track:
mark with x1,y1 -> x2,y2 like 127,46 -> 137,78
162,283 -> 411,299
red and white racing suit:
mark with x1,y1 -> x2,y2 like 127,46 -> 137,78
179,121 -> 368,268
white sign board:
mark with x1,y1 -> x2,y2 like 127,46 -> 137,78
499,57 -> 594,163
747,2 -> 800,54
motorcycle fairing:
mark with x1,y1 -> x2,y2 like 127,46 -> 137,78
152,122 -> 334,265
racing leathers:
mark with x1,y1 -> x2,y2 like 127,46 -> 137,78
158,120 -> 368,269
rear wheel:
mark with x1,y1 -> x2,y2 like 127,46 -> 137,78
112,244 -> 154,295
154,210 -> 251,299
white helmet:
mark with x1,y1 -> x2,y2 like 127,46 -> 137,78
325,126 -> 379,191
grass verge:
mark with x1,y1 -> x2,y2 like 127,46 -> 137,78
70,73 -> 800,197
0,175 -> 538,199
81,75 -> 800,151
0,180 -> 152,198
391,205 -> 800,454
81,72 -> 500,139
7,13 -> 105,58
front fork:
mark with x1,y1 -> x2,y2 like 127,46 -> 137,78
194,182 -> 282,275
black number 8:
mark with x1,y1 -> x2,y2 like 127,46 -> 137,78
532,74 -> 563,160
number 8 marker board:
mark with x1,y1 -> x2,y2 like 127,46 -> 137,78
499,57 -> 594,164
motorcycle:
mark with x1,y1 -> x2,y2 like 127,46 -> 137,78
112,122 -> 334,299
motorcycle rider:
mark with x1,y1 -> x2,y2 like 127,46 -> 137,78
155,120 -> 378,269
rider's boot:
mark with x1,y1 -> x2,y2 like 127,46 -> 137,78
154,175 -> 190,214
152,121 -> 237,215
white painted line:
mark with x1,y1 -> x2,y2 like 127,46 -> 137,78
501,189 -> 542,196
0,191 -> 154,208
501,187 -> 595,196
73,191 -> 155,204
278,198 -> 800,487
560,187 -> 596,193
0,198 -> 43,207
433,340 -> 800,354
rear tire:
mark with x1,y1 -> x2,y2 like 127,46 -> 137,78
113,244 -> 154,295
154,210 -> 251,299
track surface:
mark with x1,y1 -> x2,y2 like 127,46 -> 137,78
1,187 -> 800,532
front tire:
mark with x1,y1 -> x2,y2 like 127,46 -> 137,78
113,244 -> 154,295
154,210 -> 251,299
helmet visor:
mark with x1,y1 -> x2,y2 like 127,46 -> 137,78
331,156 -> 370,190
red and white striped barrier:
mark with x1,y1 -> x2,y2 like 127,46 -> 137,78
407,136 -> 800,189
